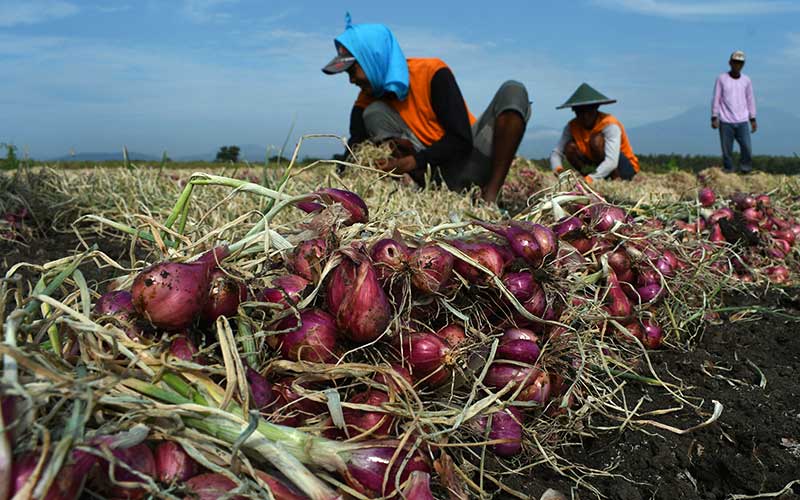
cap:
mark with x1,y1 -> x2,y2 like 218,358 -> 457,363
730,50 -> 746,62
556,83 -> 616,110
322,45 -> 356,75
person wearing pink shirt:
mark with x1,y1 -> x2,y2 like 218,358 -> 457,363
711,50 -> 757,173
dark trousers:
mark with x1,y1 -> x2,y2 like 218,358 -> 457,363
719,121 -> 752,173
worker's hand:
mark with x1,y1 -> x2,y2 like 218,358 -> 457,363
750,118 -> 757,133
583,175 -> 594,184
376,155 -> 417,174
553,165 -> 564,176
711,117 -> 719,130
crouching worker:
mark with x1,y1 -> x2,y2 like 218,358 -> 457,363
322,19 -> 530,203
550,83 -> 639,183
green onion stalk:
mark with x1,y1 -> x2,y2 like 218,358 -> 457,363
123,375 -> 430,499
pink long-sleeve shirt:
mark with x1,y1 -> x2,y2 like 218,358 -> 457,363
711,72 -> 756,124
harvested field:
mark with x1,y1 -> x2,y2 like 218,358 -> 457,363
1,156 -> 799,500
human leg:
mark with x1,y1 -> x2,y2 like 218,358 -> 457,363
362,101 -> 425,152
469,80 -> 531,202
735,122 -> 753,173
614,154 -> 637,180
719,121 -> 736,173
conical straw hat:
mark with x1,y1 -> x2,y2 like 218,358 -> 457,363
556,83 -> 617,109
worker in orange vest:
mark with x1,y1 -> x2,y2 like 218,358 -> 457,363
550,83 -> 639,183
322,18 -> 530,203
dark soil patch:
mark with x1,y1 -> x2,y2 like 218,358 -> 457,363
3,230 -> 799,500
513,289 -> 800,500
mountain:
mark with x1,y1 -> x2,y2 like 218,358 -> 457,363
628,105 -> 799,156
49,151 -> 160,162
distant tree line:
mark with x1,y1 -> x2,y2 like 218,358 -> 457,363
215,145 -> 240,163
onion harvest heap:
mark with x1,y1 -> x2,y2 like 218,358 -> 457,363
1,167 -> 797,499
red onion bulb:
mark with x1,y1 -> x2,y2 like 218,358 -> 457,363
154,441 -> 198,483
273,309 -> 338,363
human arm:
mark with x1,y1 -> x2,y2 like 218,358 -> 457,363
412,67 -> 473,171
347,105 -> 368,150
549,126 -> 572,173
588,124 -> 621,180
711,76 -> 722,129
746,77 -> 757,132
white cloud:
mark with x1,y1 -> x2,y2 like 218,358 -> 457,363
181,0 -> 238,23
594,0 -> 800,18
783,32 -> 800,61
0,1 -> 78,27
97,5 -> 131,14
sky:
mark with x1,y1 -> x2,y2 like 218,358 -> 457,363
1,0 -> 799,160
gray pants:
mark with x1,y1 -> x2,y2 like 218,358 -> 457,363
362,80 -> 531,190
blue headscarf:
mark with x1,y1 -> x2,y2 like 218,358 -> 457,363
334,16 -> 409,101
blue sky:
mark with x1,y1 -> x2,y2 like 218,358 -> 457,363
1,0 -> 799,160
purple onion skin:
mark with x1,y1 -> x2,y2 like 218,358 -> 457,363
246,366 -> 276,410
184,473 -> 245,500
435,324 -> 466,347
655,257 -> 675,278
195,245 -> 231,267
169,335 -> 202,363
698,187 -> 716,207
451,241 -> 505,283
522,281 -> 547,318
98,442 -> 155,500
253,470 -> 308,500
400,332 -> 450,379
274,309 -> 338,363
401,471 -> 436,500
201,269 -> 247,324
731,192 -> 756,210
642,319 -> 664,349
287,239 -> 327,282
517,371 -> 552,404
329,390 -> 393,438
327,255 -> 392,344
93,290 -> 135,317
592,205 -> 627,232
477,222 -> 544,267
605,268 -> 633,319
496,340 -> 540,364
373,364 -> 415,391
154,441 -> 199,483
553,216 -> 583,239
607,249 -> 632,276
485,363 -> 534,390
502,271 -> 536,302
92,290 -> 144,340
344,444 -> 430,498
131,261 -> 211,331
501,328 -> 540,344
636,283 -> 663,304
409,244 -> 454,295
11,452 -> 94,500
526,223 -> 559,263
296,200 -> 324,214
481,407 -> 524,457
370,238 -> 411,282
269,377 -> 327,427
317,188 -> 369,225
258,274 -> 310,309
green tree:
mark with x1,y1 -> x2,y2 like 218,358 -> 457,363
1,143 -> 19,170
215,145 -> 240,163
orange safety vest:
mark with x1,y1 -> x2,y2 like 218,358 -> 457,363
568,112 -> 640,172
354,58 -> 476,147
